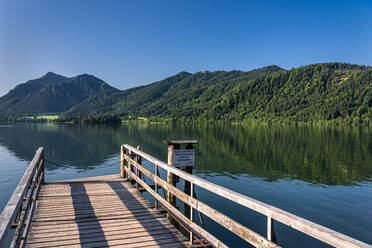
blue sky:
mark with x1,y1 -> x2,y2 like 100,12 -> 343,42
0,0 -> 371,96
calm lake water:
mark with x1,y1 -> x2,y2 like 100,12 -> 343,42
0,123 -> 371,247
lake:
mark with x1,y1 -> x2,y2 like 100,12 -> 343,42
0,123 -> 371,247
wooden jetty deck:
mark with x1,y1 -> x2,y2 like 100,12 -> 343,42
27,175 -> 188,248
1,144 -> 371,248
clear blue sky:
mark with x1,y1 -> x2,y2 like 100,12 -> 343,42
0,0 -> 371,96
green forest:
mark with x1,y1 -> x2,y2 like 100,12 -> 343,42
1,63 -> 371,124
66,63 -> 372,124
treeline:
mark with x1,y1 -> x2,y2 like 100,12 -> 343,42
0,115 -> 122,124
61,115 -> 122,124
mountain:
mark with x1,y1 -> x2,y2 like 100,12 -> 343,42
65,65 -> 283,117
0,72 -> 69,113
201,63 -> 372,122
1,63 -> 371,122
0,72 -> 119,116
65,63 -> 372,122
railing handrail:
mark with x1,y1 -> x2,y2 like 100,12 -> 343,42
0,147 -> 44,247
123,151 -> 278,248
122,144 -> 370,248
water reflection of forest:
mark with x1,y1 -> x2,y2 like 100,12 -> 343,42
0,123 -> 371,185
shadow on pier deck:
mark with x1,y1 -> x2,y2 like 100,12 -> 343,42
27,175 -> 188,247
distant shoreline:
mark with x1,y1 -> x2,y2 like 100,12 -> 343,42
1,117 -> 370,127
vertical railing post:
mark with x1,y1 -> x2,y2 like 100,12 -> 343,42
189,182 -> 194,245
166,143 -> 179,217
120,145 -> 125,178
155,164 -> 159,209
39,148 -> 45,185
184,143 -> 193,220
267,216 -> 277,243
136,145 -> 142,189
120,145 -> 126,178
128,150 -> 132,181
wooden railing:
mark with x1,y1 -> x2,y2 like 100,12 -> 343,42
0,147 -> 45,248
121,144 -> 370,248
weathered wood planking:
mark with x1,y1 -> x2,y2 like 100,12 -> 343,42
164,140 -> 198,145
123,144 -> 371,248
0,147 -> 44,247
25,176 -> 188,248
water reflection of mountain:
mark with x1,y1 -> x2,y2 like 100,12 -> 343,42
0,123 -> 371,185
0,123 -> 173,170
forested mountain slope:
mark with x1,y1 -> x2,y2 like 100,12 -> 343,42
0,72 -> 69,114
202,63 -> 372,122
1,63 -> 371,122
0,72 -> 118,116
65,63 -> 372,122
64,65 -> 282,117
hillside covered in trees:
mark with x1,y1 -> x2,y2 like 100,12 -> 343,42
0,72 -> 118,116
65,63 -> 372,123
1,63 -> 371,123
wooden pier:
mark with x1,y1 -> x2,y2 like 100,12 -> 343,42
27,176 -> 188,247
0,144 -> 371,248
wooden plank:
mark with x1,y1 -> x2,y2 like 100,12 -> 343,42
0,147 -> 43,247
27,225 -> 183,244
37,193 -> 147,202
30,213 -> 165,229
36,197 -> 150,208
35,201 -> 153,213
33,208 -> 161,222
34,203 -> 157,218
26,178 -> 188,248
30,214 -> 166,230
26,236 -> 188,248
25,230 -> 187,248
38,190 -> 143,198
38,189 -> 143,198
35,203 -> 152,214
40,181 -> 135,192
29,219 -> 174,237
51,174 -> 126,183
164,140 -> 198,145
127,155 -> 279,248
124,144 -> 371,248
34,205 -> 156,219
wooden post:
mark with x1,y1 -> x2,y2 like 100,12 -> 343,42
165,140 -> 197,223
40,150 -> 45,184
189,182 -> 194,245
136,145 -> 142,189
267,216 -> 277,243
120,146 -> 125,178
127,150 -> 132,181
183,143 -> 193,220
155,164 -> 159,209
167,144 -> 179,210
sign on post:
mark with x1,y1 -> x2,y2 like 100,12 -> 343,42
172,149 -> 195,167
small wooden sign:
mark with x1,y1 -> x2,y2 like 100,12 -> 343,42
172,149 -> 195,167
